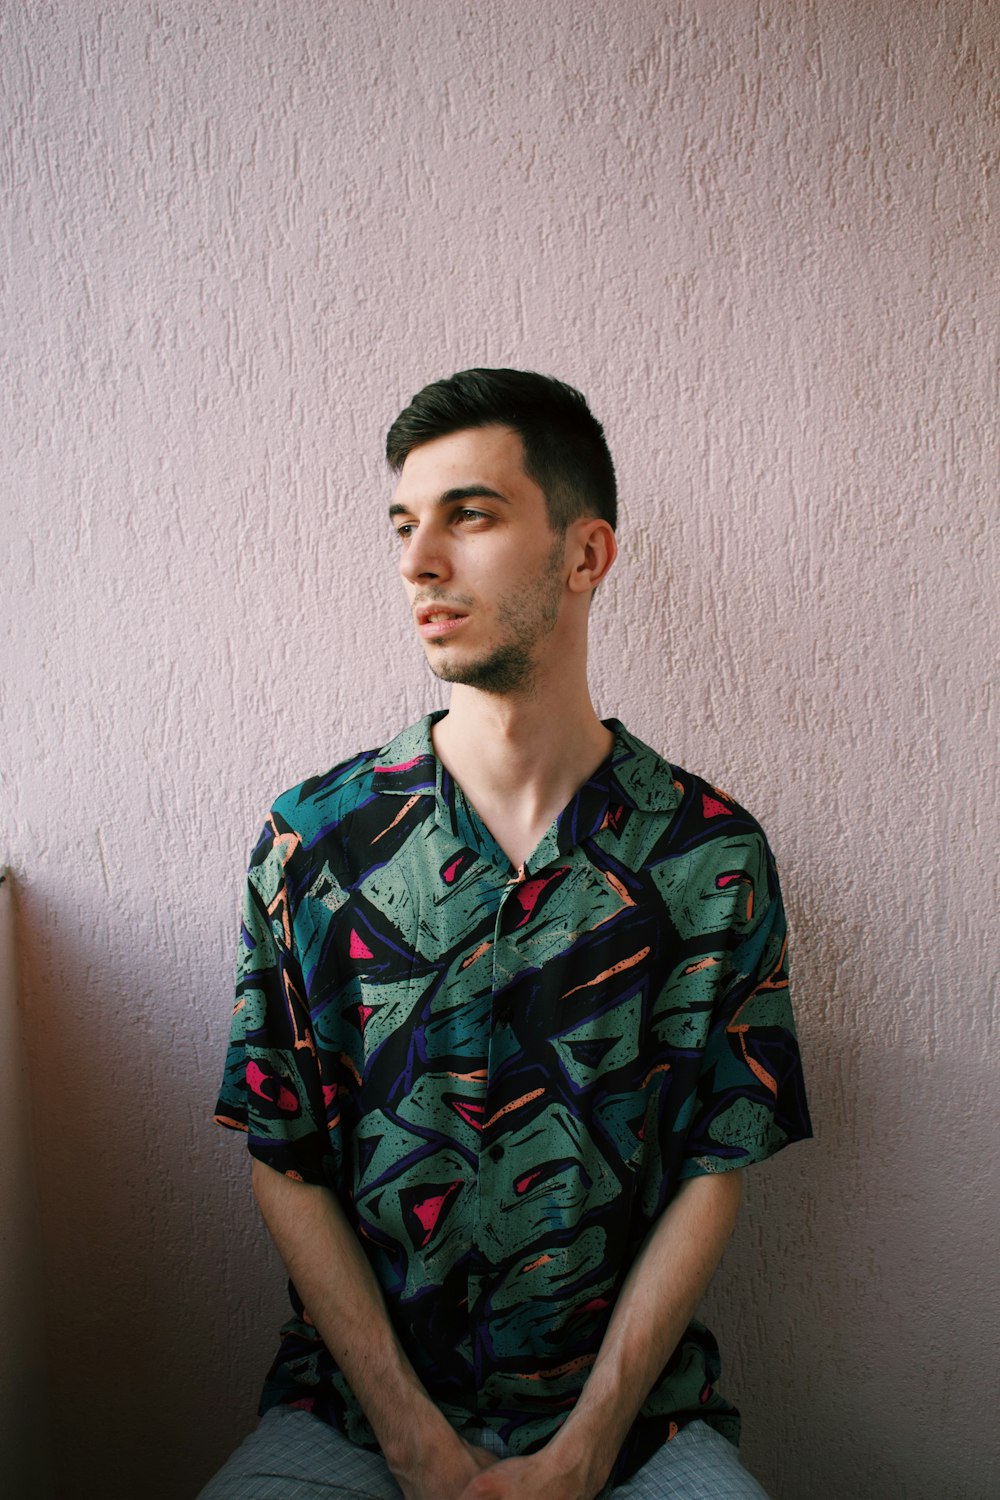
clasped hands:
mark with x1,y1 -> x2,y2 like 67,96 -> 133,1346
394,1428 -> 597,1500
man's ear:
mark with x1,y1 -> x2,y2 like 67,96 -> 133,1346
566,518 -> 617,594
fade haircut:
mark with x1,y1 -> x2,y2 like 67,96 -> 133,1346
385,368 -> 617,532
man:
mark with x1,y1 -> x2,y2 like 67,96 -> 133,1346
202,370 -> 811,1500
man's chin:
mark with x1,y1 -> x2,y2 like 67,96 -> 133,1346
426,644 -> 534,695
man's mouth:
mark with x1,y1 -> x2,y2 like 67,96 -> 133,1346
416,602 -> 470,639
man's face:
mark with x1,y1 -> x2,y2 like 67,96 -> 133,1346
389,425 -> 568,694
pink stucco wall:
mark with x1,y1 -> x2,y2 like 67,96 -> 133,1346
4,3 -> 998,1497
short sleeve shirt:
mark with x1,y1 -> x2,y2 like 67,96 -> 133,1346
215,714 -> 811,1482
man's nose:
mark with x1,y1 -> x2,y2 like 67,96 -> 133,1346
399,528 -> 451,585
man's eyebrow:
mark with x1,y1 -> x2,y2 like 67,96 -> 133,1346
388,485 -> 510,518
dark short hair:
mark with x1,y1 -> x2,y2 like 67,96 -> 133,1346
385,368 -> 617,531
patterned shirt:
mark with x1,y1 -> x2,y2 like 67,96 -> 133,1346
214,714 -> 811,1482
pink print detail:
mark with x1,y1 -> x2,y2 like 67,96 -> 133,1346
450,1099 -> 485,1130
515,1169 -> 544,1195
349,929 -> 374,960
702,794 -> 731,819
379,756 -> 423,773
442,856 -> 464,884
716,872 -> 739,887
358,1004 -> 374,1030
412,1181 -> 461,1245
274,1081 -> 298,1112
514,867 -> 568,928
247,1060 -> 270,1099
247,1060 -> 298,1113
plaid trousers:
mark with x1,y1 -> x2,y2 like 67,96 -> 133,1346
196,1405 -> 771,1499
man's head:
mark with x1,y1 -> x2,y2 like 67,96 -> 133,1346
385,368 -> 617,533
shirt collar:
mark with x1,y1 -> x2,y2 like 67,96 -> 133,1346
604,721 -> 682,813
370,712 -> 445,795
371,714 -> 680,864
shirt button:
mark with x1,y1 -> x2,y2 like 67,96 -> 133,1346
489,1145 -> 504,1163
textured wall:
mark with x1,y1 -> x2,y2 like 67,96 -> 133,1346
3,3 -> 998,1497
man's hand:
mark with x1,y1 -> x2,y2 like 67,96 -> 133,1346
390,1430 -> 499,1500
454,1451 -> 592,1500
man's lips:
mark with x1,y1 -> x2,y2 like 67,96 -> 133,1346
415,601 -> 471,640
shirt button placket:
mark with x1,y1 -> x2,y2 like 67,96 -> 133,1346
474,866 -> 525,1252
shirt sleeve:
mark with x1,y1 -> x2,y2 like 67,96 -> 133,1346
213,812 -> 341,1186
678,833 -> 812,1178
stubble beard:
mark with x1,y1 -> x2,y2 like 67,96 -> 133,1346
426,537 -> 565,697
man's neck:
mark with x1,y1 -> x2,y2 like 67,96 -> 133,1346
431,676 -> 613,872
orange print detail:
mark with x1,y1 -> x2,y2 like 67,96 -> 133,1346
283,970 -> 316,1054
561,947 -> 651,999
269,822 -> 302,865
716,871 -> 755,923
728,1025 -> 778,1095
726,950 -> 790,1041
213,1113 -> 248,1133
683,956 -> 719,975
484,1088 -> 546,1129
668,1422 -> 679,1441
640,1061 -> 672,1088
371,795 -> 421,844
339,1052 -> 362,1089
461,940 -> 492,970
592,868 -> 637,929
521,1254 -> 554,1274
515,1354 -> 596,1382
747,1057 -> 778,1094
755,933 -> 789,989
603,869 -> 634,907
268,887 -> 292,950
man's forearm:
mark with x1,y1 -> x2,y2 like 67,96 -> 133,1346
250,1158 -> 495,1498
541,1170 -> 744,1498
251,1160 -> 440,1457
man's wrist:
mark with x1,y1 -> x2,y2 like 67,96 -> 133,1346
540,1418 -> 615,1500
379,1397 -> 461,1476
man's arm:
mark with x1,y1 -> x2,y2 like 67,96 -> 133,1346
250,1159 -> 498,1500
456,1169 -> 744,1500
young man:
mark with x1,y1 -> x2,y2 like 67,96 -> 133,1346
202,370 -> 811,1500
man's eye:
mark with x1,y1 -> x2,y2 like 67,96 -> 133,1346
457,509 -> 486,523
394,522 -> 415,540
